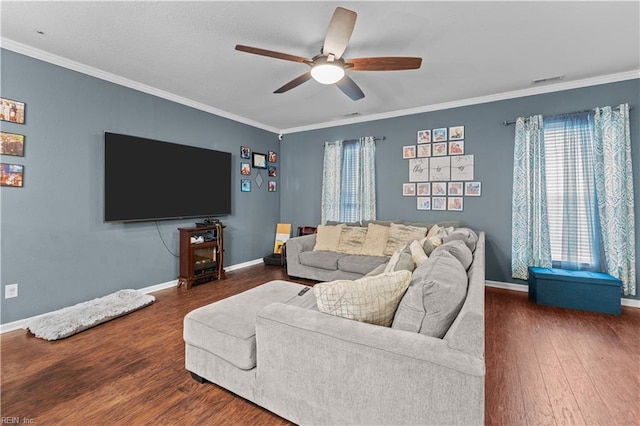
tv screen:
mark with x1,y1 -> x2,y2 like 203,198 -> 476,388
104,132 -> 232,222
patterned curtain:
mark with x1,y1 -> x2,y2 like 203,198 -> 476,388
321,141 -> 342,224
593,104 -> 636,295
321,137 -> 376,224
512,115 -> 552,279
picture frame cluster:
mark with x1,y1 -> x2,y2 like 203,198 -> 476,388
402,125 -> 481,211
240,145 -> 277,192
1,97 -> 26,188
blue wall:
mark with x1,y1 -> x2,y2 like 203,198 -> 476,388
0,50 -> 280,323
1,47 -> 638,325
280,79 -> 640,300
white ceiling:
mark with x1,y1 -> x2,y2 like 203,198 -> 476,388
1,1 -> 639,134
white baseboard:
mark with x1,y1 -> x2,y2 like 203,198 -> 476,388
0,258 -> 266,334
485,280 -> 640,308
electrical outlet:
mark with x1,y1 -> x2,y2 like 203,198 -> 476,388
5,283 -> 18,299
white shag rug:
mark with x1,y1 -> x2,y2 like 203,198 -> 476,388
24,289 -> 155,340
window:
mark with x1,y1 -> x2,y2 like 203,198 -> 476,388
543,113 -> 600,270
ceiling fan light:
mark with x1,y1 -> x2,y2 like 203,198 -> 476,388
311,63 -> 345,84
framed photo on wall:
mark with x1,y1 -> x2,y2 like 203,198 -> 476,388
0,163 -> 24,187
448,140 -> 464,155
417,130 -> 431,144
432,128 -> 447,142
0,132 -> 25,157
240,146 -> 251,159
432,196 -> 447,211
241,179 -> 251,192
449,126 -> 465,140
448,197 -> 464,211
465,181 -> 482,196
417,197 -> 431,210
417,182 -> 431,196
268,151 -> 277,163
252,152 -> 267,169
268,180 -> 277,192
403,183 -> 416,196
403,145 -> 416,159
240,162 -> 251,175
0,98 -> 25,124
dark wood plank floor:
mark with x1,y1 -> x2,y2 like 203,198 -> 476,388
1,264 -> 639,425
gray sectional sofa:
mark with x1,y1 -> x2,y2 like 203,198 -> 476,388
183,229 -> 486,425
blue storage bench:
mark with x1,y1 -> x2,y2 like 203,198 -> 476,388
528,267 -> 621,315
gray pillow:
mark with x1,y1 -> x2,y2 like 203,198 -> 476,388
392,250 -> 468,338
431,240 -> 473,270
444,227 -> 478,253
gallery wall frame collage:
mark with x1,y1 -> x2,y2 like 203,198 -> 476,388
0,97 -> 26,188
402,125 -> 481,212
240,145 -> 278,193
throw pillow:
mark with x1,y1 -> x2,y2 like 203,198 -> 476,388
313,224 -> 346,251
431,240 -> 473,270
383,244 -> 414,273
443,227 -> 479,253
314,270 -> 412,327
392,250 -> 469,338
337,226 -> 368,254
360,223 -> 390,256
409,240 -> 429,266
383,223 -> 428,256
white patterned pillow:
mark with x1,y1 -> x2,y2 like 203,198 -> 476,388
314,270 -> 412,327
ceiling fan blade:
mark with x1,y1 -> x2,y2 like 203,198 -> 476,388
235,44 -> 311,64
346,57 -> 423,71
336,75 -> 364,101
323,7 -> 357,59
274,72 -> 313,94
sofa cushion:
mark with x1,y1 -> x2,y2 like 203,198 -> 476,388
183,280 -> 305,370
338,255 -> 388,275
431,240 -> 473,270
299,251 -> 344,270
313,224 -> 345,251
360,223 -> 390,256
314,270 -> 412,327
337,226 -> 368,254
383,223 -> 428,256
444,227 -> 479,253
392,250 -> 468,338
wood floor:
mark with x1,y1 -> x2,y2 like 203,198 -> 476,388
1,264 -> 638,425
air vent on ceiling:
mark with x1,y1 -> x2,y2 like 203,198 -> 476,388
532,75 -> 565,85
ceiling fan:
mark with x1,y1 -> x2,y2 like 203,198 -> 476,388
235,7 -> 422,101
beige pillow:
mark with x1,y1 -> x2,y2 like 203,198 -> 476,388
313,224 -> 345,251
409,240 -> 429,266
360,223 -> 390,256
425,224 -> 444,248
314,270 -> 412,327
383,223 -> 428,256
337,226 -> 368,254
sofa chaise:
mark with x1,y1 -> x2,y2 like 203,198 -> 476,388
183,228 -> 486,425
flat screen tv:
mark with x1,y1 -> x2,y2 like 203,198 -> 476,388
104,132 -> 232,222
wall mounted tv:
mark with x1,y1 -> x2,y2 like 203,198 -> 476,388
104,132 -> 232,222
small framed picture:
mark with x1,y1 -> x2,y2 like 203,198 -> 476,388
0,98 -> 26,124
432,196 -> 447,211
448,141 -> 464,155
240,146 -> 251,159
0,132 -> 25,157
240,162 -> 251,175
252,152 -> 267,169
241,179 -> 251,192
449,126 -> 465,141
417,130 -> 431,144
417,144 -> 431,158
432,182 -> 447,196
432,142 -> 447,156
268,180 -> 277,192
268,166 -> 277,177
433,128 -> 447,142
417,182 -> 431,196
448,197 -> 464,211
465,181 -> 482,196
403,145 -> 416,159
417,197 -> 431,210
0,163 -> 24,187
448,182 -> 463,196
403,183 -> 416,196
268,151 -> 277,163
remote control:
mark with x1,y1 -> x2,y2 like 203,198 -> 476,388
298,287 -> 311,296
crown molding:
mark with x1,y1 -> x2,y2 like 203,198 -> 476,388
2,37 -> 637,136
282,70 -> 640,134
0,38 -> 280,134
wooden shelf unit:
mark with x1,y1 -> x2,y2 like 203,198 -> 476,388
178,224 -> 225,289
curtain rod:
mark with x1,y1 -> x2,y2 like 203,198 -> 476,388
503,105 -> 633,126
343,136 -> 386,143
